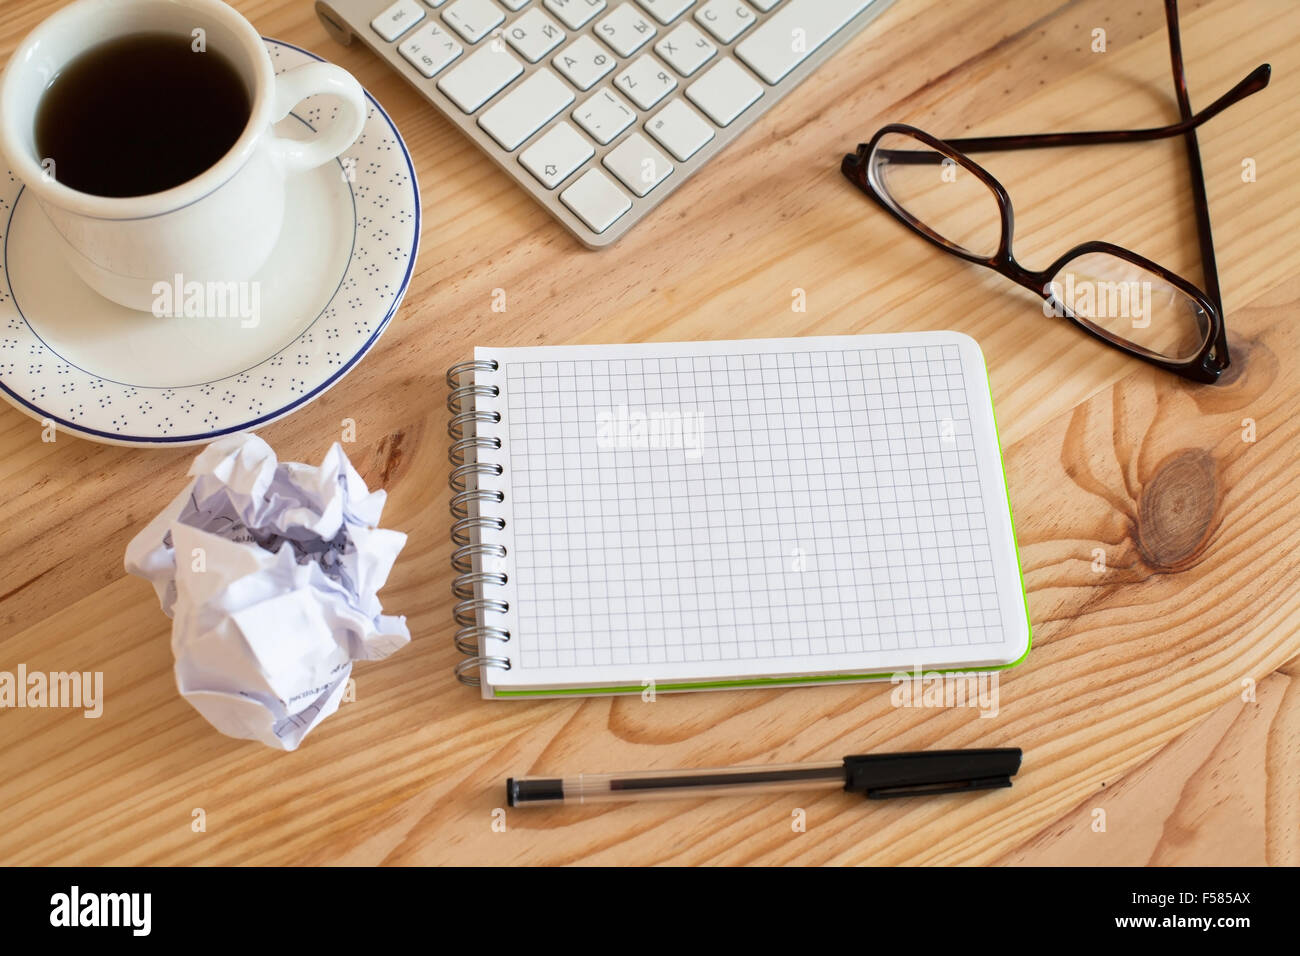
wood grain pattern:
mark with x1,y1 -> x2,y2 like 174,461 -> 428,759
1,0 -> 1297,865
1000,658 -> 1300,866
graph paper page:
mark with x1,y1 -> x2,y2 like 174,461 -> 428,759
476,333 -> 1029,693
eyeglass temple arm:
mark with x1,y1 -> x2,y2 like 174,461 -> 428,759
1165,0 -> 1230,370
938,63 -> 1269,154
859,63 -> 1270,168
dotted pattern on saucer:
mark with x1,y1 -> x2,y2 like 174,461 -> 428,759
0,41 -> 418,442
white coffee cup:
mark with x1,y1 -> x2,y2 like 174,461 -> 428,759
0,0 -> 367,311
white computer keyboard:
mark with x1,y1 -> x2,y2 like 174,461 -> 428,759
315,0 -> 895,247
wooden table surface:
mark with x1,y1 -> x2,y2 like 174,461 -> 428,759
2,0 -> 1297,866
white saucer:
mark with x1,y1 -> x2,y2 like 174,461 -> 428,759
0,39 -> 419,446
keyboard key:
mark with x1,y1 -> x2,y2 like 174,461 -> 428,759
572,86 -> 636,144
603,131 -> 673,196
553,34 -> 617,90
437,44 -> 524,112
499,0 -> 529,8
635,0 -> 693,24
645,98 -> 714,160
594,3 -> 657,57
503,8 -> 566,62
520,121 -> 594,188
736,0 -> 869,85
561,168 -> 632,233
442,0 -> 505,43
654,21 -> 716,77
694,0 -> 756,44
371,0 -> 425,42
478,68 -> 575,150
614,53 -> 677,110
398,22 -> 464,76
684,56 -> 762,126
748,0 -> 779,9
544,0 -> 607,29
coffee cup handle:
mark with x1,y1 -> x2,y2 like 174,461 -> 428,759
267,62 -> 367,173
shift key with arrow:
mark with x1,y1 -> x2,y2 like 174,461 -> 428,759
520,121 -> 596,190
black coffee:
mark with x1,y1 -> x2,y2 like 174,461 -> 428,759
35,32 -> 251,198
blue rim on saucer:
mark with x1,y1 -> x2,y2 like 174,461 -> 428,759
0,38 -> 420,446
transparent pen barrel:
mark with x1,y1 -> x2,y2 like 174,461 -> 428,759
559,762 -> 844,804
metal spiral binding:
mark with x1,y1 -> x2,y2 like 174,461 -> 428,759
446,360 -> 511,687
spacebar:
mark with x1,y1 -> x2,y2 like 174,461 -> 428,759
735,0 -> 873,85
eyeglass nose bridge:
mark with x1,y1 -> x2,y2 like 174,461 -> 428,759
862,124 -> 1019,268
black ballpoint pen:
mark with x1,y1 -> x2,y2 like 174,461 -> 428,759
507,748 -> 1023,807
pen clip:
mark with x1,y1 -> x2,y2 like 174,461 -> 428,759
843,748 -> 1023,800
864,774 -> 1014,799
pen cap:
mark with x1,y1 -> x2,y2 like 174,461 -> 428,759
843,748 -> 1022,799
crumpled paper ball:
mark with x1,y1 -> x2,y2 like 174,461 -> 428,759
125,433 -> 409,750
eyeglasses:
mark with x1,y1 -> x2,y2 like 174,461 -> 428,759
841,0 -> 1270,384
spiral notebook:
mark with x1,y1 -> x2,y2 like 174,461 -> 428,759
447,332 -> 1030,698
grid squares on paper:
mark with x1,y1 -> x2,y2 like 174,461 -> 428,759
503,346 -> 1005,672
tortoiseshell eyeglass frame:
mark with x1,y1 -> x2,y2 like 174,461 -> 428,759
841,0 -> 1270,384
